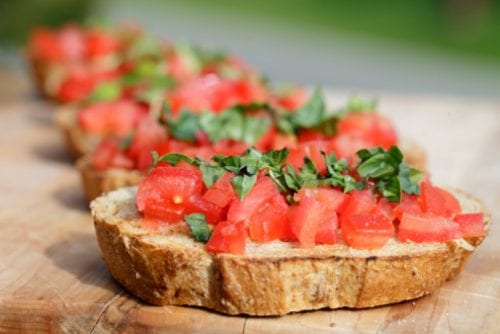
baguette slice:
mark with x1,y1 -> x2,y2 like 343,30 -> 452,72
91,187 -> 489,316
55,105 -> 101,158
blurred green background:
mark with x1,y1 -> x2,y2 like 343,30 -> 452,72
1,0 -> 500,98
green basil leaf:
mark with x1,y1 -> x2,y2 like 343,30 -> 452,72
289,87 -> 326,128
199,164 -> 225,188
357,153 -> 397,178
262,148 -> 289,166
168,109 -> 201,141
184,213 -> 212,242
88,81 -> 121,102
231,174 -> 257,200
156,153 -> 194,166
398,162 -> 423,195
377,177 -> 402,202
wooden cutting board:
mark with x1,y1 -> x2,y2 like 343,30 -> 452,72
0,90 -> 499,333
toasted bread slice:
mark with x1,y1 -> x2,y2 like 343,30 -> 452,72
91,187 -> 489,316
79,141 -> 427,202
55,106 -> 100,157
77,156 -> 143,202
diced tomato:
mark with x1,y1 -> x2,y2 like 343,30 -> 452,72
342,213 -> 394,249
294,187 -> 346,211
78,99 -> 148,136
202,173 -> 237,209
227,176 -> 280,223
184,195 -> 226,225
247,195 -> 289,242
398,212 -> 461,243
315,209 -> 338,244
91,140 -> 132,170
297,129 -> 327,142
273,87 -> 306,111
330,134 -> 372,162
339,190 -> 378,221
420,182 -> 461,218
212,140 -> 249,156
126,116 -> 167,170
454,213 -> 484,238
393,193 -> 421,220
337,113 -> 397,149
85,30 -> 121,59
287,140 -> 332,173
254,124 -> 276,151
206,221 -> 246,254
168,74 -> 268,114
29,26 -> 85,62
136,167 -> 203,223
377,198 -> 396,222
29,28 -> 65,61
272,133 -> 297,150
58,25 -> 86,61
58,68 -> 98,103
289,196 -> 323,247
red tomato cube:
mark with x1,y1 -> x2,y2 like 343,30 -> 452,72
454,213 -> 484,237
398,212 -> 461,243
342,213 -> 394,249
206,221 -> 246,254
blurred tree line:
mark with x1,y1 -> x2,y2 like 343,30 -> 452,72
1,0 -> 499,62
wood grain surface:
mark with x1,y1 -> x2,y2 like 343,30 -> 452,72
0,89 -> 499,333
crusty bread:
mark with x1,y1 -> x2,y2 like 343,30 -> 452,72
78,141 -> 427,203
90,187 -> 489,316
77,156 -> 143,202
27,53 -> 67,100
55,106 -> 101,157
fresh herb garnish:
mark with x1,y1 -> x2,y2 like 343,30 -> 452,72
356,146 -> 423,202
152,145 -> 422,204
184,213 -> 212,242
87,81 -> 122,102
162,104 -> 272,145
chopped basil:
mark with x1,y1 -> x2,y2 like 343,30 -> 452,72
184,213 -> 212,242
88,81 -> 121,102
356,145 -> 422,202
152,145 -> 422,203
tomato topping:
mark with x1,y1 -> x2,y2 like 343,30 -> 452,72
337,113 -> 397,149
91,140 -> 133,170
202,173 -> 237,208
227,176 -> 280,224
453,213 -> 484,238
294,187 -> 346,211
398,212 -> 461,243
247,195 -> 289,242
206,221 -> 246,254
339,190 -> 378,221
168,74 -> 267,114
289,196 -> 323,247
287,141 -> 333,173
184,195 -> 226,225
136,167 -> 203,223
126,116 -> 168,171
85,30 -> 121,59
420,182 -> 461,218
377,198 -> 396,222
342,213 -> 394,249
78,99 -> 147,136
393,193 -> 421,220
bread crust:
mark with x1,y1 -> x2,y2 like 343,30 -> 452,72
78,157 -> 143,202
91,187 -> 489,316
55,106 -> 100,158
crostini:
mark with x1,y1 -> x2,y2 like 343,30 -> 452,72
91,146 -> 488,315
